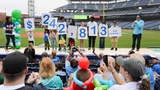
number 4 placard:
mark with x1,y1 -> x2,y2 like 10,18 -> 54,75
42,13 -> 51,25
78,27 -> 87,39
68,26 -> 77,38
48,18 -> 57,29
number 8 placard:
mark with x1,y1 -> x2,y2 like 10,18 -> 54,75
99,25 -> 108,37
57,22 -> 66,35
78,27 -> 87,39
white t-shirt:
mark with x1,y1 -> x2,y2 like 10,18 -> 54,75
0,84 -> 25,90
108,82 -> 139,90
87,21 -> 97,27
27,32 -> 34,41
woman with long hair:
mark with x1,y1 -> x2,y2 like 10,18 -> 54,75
3,16 -> 16,52
39,57 -> 63,89
68,18 -> 76,50
24,43 -> 35,63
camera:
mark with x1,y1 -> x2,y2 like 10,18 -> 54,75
72,46 -> 78,52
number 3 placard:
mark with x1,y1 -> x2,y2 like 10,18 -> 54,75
78,27 -> 87,39
57,22 -> 66,35
48,18 -> 57,29
89,24 -> 98,36
99,25 -> 108,37
42,13 -> 51,25
68,26 -> 77,38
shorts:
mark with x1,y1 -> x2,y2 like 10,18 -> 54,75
111,38 -> 118,43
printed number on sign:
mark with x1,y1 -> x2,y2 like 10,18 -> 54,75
59,24 -> 65,33
43,15 -> 50,25
100,26 -> 107,35
79,28 -> 86,38
91,26 -> 96,34
49,19 -> 56,28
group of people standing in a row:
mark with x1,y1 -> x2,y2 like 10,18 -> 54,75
42,16 -> 121,51
2,14 -> 144,52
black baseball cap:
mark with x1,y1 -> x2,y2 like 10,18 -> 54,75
3,51 -> 28,74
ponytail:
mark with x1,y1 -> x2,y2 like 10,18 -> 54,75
139,78 -> 151,90
27,43 -> 33,52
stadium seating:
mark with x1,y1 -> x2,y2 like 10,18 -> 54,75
140,7 -> 157,13
114,2 -> 125,8
123,0 -> 138,8
151,0 -> 160,4
135,0 -> 150,6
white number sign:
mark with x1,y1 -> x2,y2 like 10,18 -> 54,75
48,18 -> 57,29
99,24 -> 108,37
67,26 -> 77,38
89,23 -> 98,36
42,13 -> 51,25
24,18 -> 35,31
78,27 -> 87,39
57,22 -> 67,35
109,26 -> 122,37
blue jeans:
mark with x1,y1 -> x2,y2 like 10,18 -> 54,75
51,38 -> 57,50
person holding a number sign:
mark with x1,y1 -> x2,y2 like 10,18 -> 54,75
27,31 -> 34,45
44,28 -> 50,51
79,22 -> 85,51
50,29 -> 58,51
58,16 -> 66,51
110,21 -> 119,51
99,19 -> 107,50
87,16 -> 97,50
68,19 -> 76,50
3,16 -> 16,52
131,15 -> 144,51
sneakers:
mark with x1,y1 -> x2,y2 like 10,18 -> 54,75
111,47 -> 118,51
111,47 -> 114,50
88,48 -> 91,50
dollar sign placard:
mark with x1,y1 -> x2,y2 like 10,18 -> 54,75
27,20 -> 32,29
24,18 -> 35,31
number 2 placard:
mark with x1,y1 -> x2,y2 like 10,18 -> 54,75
89,24 -> 98,36
42,13 -> 51,25
99,25 -> 108,37
78,27 -> 87,39
48,18 -> 57,29
57,22 -> 66,35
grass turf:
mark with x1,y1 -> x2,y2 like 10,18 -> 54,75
0,28 -> 160,48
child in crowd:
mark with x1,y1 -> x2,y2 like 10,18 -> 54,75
27,31 -> 34,45
79,22 -> 85,51
55,62 -> 66,76
50,50 -> 60,64
50,29 -> 58,50
44,28 -> 50,51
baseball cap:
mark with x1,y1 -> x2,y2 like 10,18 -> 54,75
42,52 -> 48,57
153,64 -> 160,74
150,53 -> 160,60
3,51 -> 28,74
113,21 -> 117,23
116,57 -> 145,77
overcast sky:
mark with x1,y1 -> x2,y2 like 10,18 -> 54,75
0,0 -> 68,16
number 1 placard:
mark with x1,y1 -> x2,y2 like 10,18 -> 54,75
68,26 -> 77,38
48,18 -> 57,29
89,24 -> 98,36
78,27 -> 87,39
57,22 -> 67,35
42,13 -> 51,25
